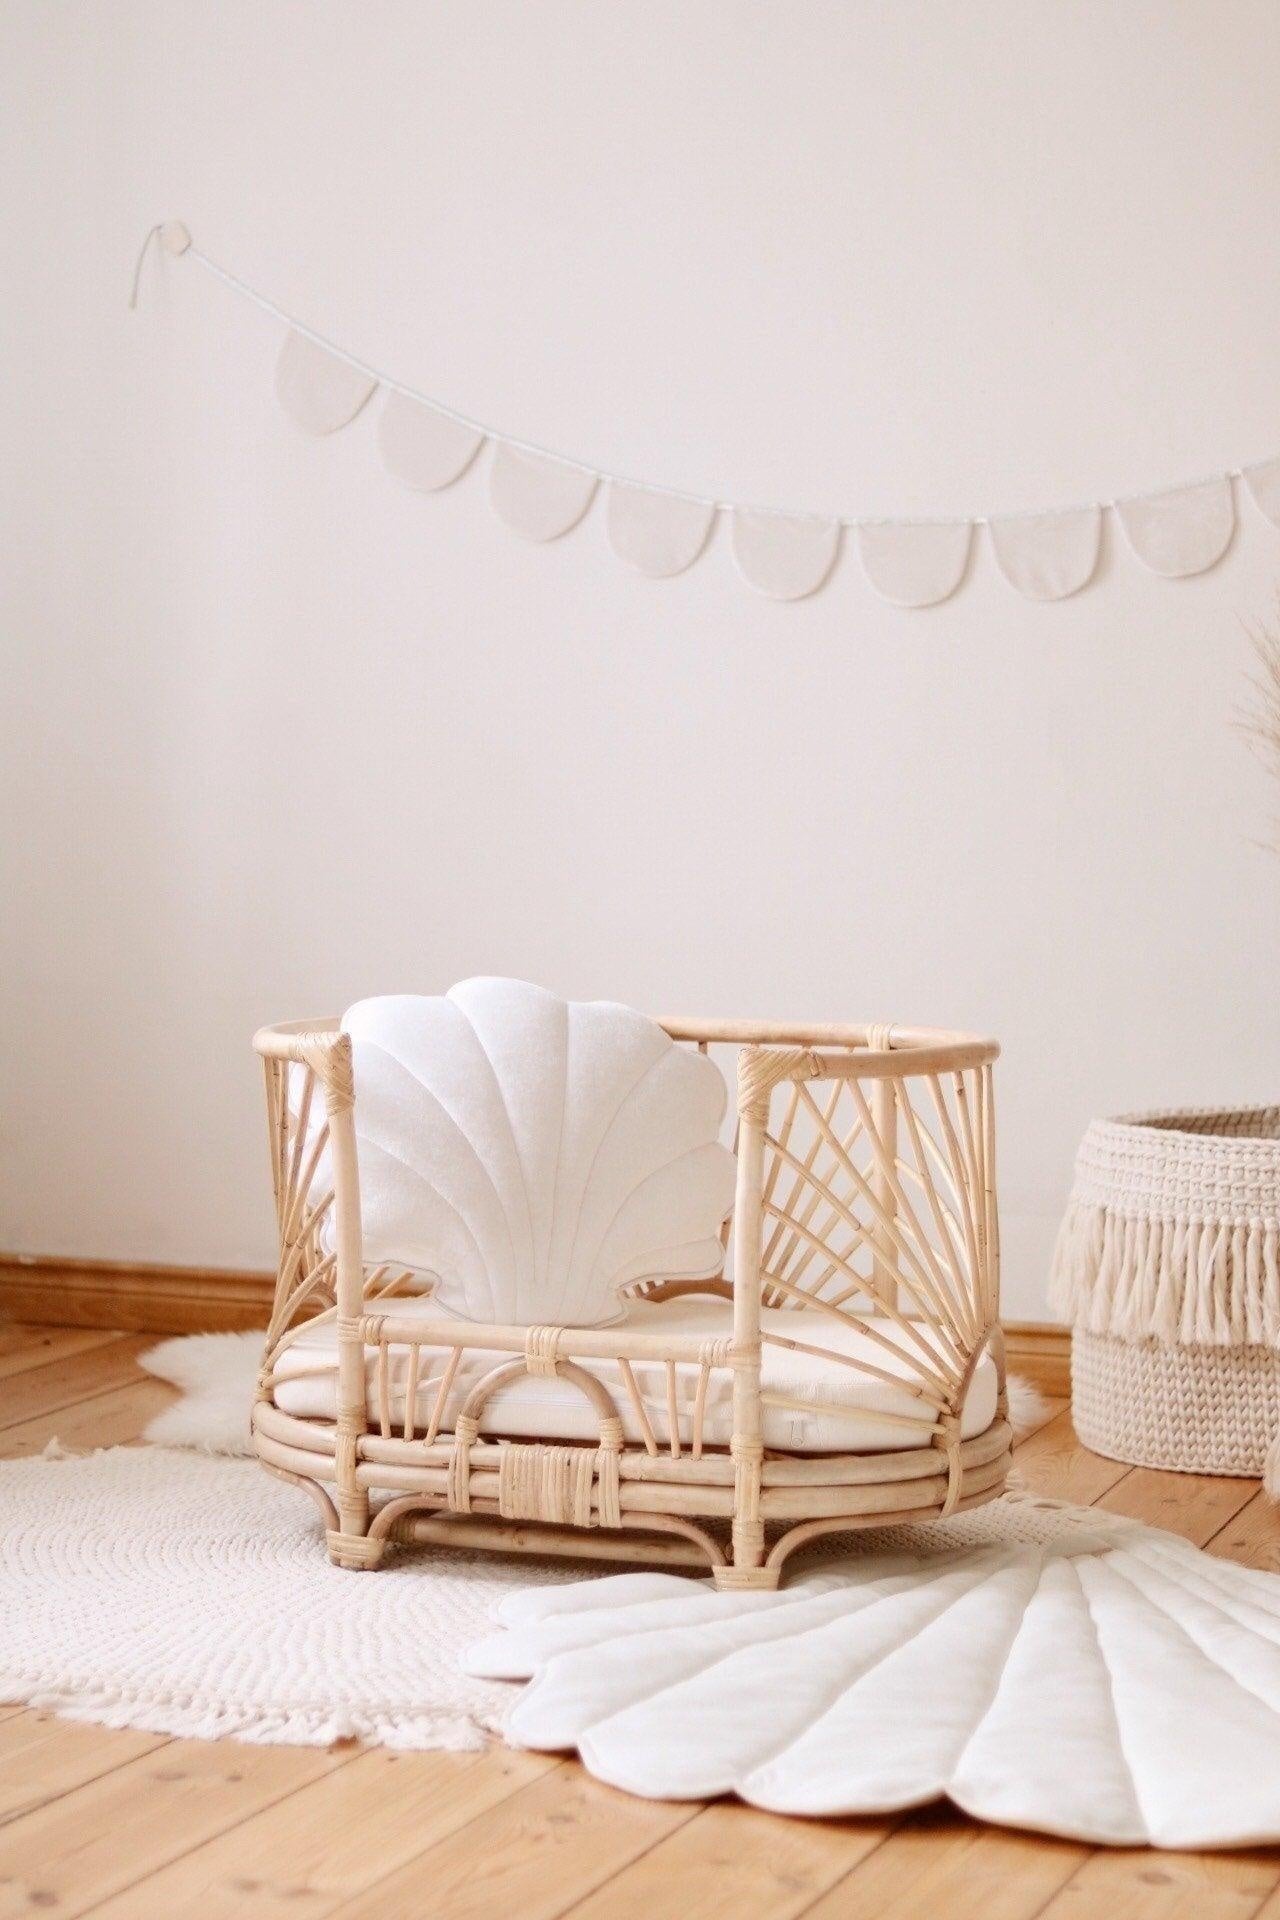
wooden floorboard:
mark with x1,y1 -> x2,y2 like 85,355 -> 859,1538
0,1333 -> 154,1430
0,1712 -> 167,1830
328,1762 -> 698,1920
1204,1488 -> 1280,1573
1033,1845 -> 1280,1920
0,1325 -> 126,1382
0,1736 -> 347,1919
85,1746 -> 556,1920
801,1805 -> 1089,1920
0,1374 -> 176,1458
1095,1462 -> 1259,1544
1254,1875 -> 1280,1919
0,1326 -> 1278,1920
563,1798 -> 889,1919
1007,1404 -> 1132,1506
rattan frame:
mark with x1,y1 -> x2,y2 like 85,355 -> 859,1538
251,1015 -> 1008,1589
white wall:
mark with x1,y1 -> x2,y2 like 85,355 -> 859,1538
3,0 -> 1280,1320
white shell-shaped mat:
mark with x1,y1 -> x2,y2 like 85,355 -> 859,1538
988,506 -> 1101,601
378,391 -> 484,492
342,978 -> 736,1327
1245,458 -> 1280,530
275,329 -> 378,435
606,483 -> 716,577
466,1496 -> 1280,1848
1116,477 -> 1236,577
490,444 -> 599,541
856,520 -> 972,607
731,510 -> 841,600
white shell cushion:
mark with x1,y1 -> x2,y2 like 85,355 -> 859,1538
272,1296 -> 998,1455
341,980 -> 736,1327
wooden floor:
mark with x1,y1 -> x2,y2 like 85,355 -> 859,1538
1,1328 -> 1279,1920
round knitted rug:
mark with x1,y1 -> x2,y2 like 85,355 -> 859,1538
0,1446 -> 580,1749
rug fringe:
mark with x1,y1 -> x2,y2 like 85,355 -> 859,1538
11,1678 -> 496,1751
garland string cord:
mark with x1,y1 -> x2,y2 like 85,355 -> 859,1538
131,220 -> 1268,534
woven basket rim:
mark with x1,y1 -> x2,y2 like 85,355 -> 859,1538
1090,1106 -> 1280,1156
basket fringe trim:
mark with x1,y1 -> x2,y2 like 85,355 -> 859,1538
1051,1202 -> 1280,1347
1050,1108 -> 1280,1347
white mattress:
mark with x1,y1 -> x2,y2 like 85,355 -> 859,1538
273,1296 -> 998,1456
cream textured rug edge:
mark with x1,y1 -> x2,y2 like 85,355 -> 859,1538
0,1446 -> 586,1751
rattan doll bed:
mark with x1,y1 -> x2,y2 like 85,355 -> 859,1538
251,988 -> 1007,1589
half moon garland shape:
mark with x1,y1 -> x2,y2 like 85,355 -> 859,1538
133,226 -> 1280,607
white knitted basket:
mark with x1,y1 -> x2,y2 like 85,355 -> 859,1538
1050,1107 -> 1280,1494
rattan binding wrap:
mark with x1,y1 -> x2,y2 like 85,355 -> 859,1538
1051,1107 -> 1280,1496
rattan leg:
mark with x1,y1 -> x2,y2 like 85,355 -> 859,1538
326,1522 -> 385,1570
712,1562 -> 781,1590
